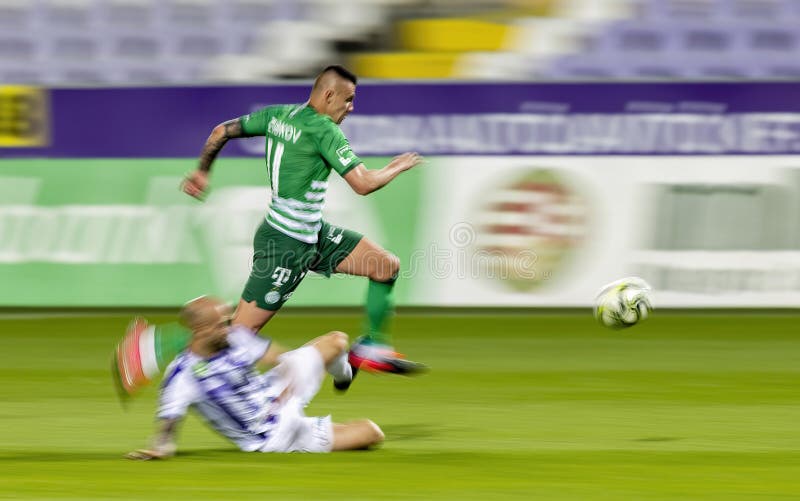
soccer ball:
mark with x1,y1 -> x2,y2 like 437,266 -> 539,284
594,277 -> 653,329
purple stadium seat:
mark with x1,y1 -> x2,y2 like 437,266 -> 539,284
591,21 -> 740,56
45,62 -> 110,85
675,23 -> 737,53
98,0 -> 159,30
106,64 -> 173,85
782,0 -> 800,18
222,0 -> 276,27
167,28 -> 232,59
39,0 -> 96,31
634,0 -> 726,20
743,24 -> 800,52
621,55 -> 689,78
0,1 -> 37,32
0,64 -> 47,84
749,53 -> 800,78
542,54 -> 624,79
107,29 -> 167,60
723,0 -> 800,21
44,29 -> 103,61
156,0 -> 219,29
680,54 -> 762,78
587,21 -> 678,54
0,34 -> 40,61
765,63 -> 800,78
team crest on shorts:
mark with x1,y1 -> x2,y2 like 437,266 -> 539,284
265,291 -> 282,304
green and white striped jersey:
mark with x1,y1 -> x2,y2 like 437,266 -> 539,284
240,103 -> 362,243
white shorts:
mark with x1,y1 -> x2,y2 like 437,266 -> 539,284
259,346 -> 334,453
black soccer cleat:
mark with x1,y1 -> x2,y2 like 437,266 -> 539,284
333,364 -> 358,392
381,356 -> 429,375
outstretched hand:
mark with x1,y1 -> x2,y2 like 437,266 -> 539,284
181,170 -> 209,200
392,152 -> 425,173
125,449 -> 171,461
125,438 -> 176,461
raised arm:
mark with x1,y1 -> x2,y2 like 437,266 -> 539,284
342,152 -> 424,196
182,117 -> 258,200
125,417 -> 182,460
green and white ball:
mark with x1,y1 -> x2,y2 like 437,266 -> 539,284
594,277 -> 653,329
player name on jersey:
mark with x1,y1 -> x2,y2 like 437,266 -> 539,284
267,117 -> 302,144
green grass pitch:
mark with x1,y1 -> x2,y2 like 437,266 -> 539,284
1,312 -> 799,500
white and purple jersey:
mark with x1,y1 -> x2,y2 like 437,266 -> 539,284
157,326 -> 277,452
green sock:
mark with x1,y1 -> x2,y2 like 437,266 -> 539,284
153,322 -> 192,372
363,277 -> 396,346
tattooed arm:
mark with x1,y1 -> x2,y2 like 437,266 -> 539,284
182,118 -> 255,200
197,119 -> 252,173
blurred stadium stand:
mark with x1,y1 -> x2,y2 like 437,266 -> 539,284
2,0 -> 800,84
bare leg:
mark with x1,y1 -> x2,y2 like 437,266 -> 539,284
332,419 -> 384,451
306,331 -> 349,366
336,237 -> 398,347
232,298 -> 278,332
335,238 -> 427,376
232,299 -> 286,367
335,237 -> 399,281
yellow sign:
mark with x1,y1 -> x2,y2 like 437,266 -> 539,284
0,86 -> 49,147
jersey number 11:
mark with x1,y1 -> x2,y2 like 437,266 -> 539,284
266,137 -> 285,196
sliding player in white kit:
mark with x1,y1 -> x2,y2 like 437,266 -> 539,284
126,296 -> 383,459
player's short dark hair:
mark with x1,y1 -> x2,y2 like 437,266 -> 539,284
319,65 -> 358,85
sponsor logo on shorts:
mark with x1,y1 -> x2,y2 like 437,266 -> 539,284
282,292 -> 294,301
271,266 -> 292,287
265,291 -> 281,304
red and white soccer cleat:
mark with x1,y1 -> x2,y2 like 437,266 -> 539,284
112,317 -> 158,401
347,341 -> 428,375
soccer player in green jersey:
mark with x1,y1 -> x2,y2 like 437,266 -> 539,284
114,66 -> 424,397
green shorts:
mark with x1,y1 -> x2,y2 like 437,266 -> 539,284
241,220 -> 363,311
